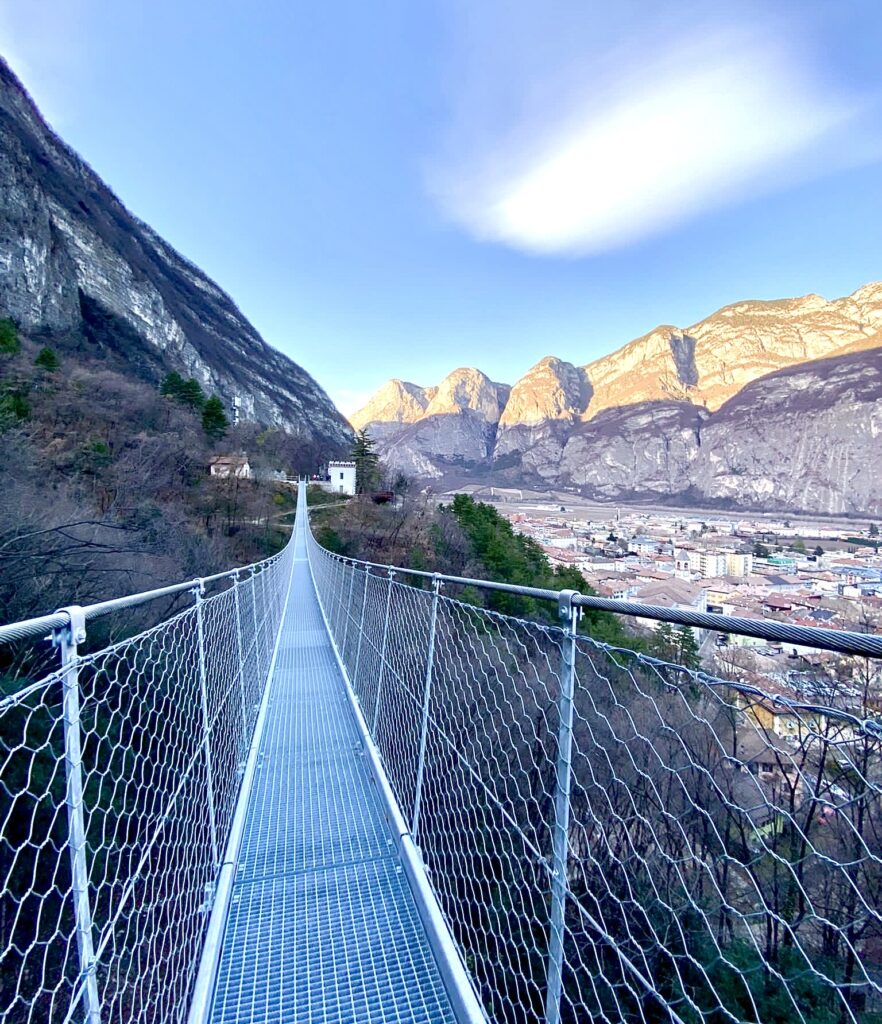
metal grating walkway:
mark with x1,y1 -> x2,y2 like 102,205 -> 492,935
208,509 -> 459,1023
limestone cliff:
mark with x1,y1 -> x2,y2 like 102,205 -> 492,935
0,57 -> 351,448
690,348 -> 882,515
353,367 -> 509,475
549,348 -> 882,515
557,402 -> 707,498
354,285 -> 882,513
494,356 -> 591,474
349,379 -> 437,440
581,283 -> 882,418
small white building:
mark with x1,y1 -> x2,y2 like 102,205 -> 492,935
209,454 -> 251,479
321,460 -> 357,496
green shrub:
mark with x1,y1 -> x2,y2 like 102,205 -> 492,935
78,439 -> 113,471
0,318 -> 19,355
316,525 -> 344,553
0,387 -> 30,424
34,347 -> 60,371
201,395 -> 229,439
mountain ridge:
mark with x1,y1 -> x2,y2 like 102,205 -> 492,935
352,283 -> 882,514
0,56 -> 351,450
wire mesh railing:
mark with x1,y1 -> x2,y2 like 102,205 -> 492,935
306,527 -> 882,1024
0,532 -> 295,1024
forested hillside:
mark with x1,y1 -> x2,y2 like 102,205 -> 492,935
0,55 -> 355,636
312,489 -> 639,646
0,323 -> 305,633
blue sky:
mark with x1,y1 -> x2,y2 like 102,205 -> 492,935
1,0 -> 881,414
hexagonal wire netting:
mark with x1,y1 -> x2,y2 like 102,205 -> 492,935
0,537 -> 294,1024
306,525 -> 882,1024
2,503 -> 881,1024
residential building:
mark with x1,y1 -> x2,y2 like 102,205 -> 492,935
725,552 -> 754,577
314,461 -> 357,495
688,550 -> 728,578
209,454 -> 251,479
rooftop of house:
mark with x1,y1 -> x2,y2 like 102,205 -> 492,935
734,730 -> 798,767
634,569 -> 671,581
633,579 -> 704,607
210,454 -> 249,466
763,574 -> 803,587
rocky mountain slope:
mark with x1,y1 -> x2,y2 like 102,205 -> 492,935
352,378 -> 438,441
353,286 -> 882,514
691,346 -> 882,514
582,284 -> 882,418
0,57 -> 350,448
355,367 -> 510,476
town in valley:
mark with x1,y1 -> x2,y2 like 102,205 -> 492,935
452,484 -> 882,726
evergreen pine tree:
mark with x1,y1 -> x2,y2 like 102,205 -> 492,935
202,395 -> 229,440
34,347 -> 60,371
179,378 -> 206,410
160,372 -> 206,409
160,371 -> 185,398
653,622 -> 677,661
0,318 -> 19,355
351,429 -> 380,493
675,626 -> 700,670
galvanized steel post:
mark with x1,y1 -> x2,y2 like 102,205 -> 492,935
333,556 -> 345,637
232,572 -> 248,739
249,568 -> 261,683
544,589 -> 580,1024
194,582 -> 220,875
342,562 -> 356,661
258,568 -> 269,672
372,568 -> 395,736
54,606 -> 102,1024
352,566 -> 370,692
411,574 -> 441,844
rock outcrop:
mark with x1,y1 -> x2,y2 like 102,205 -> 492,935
494,357 -> 591,478
349,379 -> 437,441
377,368 -> 509,476
0,57 -> 351,448
690,348 -> 882,515
353,286 -> 882,513
582,284 -> 882,418
557,402 -> 708,499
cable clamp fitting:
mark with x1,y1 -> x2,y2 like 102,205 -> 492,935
52,605 -> 86,647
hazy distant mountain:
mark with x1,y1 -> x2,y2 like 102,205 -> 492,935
0,57 -> 351,449
352,284 -> 882,514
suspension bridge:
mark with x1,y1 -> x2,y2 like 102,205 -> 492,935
1,482 -> 881,1023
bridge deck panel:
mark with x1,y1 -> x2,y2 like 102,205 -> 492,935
208,518 -> 457,1024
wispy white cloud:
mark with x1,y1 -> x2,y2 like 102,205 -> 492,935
428,6 -> 877,255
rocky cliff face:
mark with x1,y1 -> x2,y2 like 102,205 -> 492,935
582,284 -> 882,418
0,57 -> 351,447
349,378 -> 437,441
557,402 -> 708,498
494,356 -> 591,476
376,368 -> 510,477
353,287 -> 882,513
690,348 -> 882,515
548,348 -> 882,515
